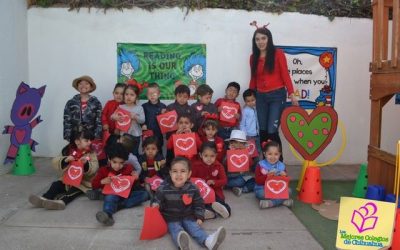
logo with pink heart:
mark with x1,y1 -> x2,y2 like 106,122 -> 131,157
266,179 -> 287,194
221,106 -> 237,120
111,176 -> 131,193
351,202 -> 378,233
160,115 -> 176,128
68,165 -> 83,180
175,138 -> 195,151
230,154 -> 248,169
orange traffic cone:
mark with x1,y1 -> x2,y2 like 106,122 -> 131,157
298,167 -> 323,204
390,209 -> 400,249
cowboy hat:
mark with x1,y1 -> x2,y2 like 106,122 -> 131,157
225,129 -> 247,143
72,75 -> 96,92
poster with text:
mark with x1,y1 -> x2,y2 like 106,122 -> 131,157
117,43 -> 206,100
278,46 -> 337,109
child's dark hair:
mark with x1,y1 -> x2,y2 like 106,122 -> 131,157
142,136 -> 159,150
107,143 -> 129,161
175,84 -> 190,96
243,88 -> 256,100
170,156 -> 191,171
70,128 -> 94,144
123,84 -> 140,100
200,141 -> 217,154
114,83 -> 126,91
178,113 -> 193,124
226,81 -> 240,92
147,82 -> 160,90
202,119 -> 218,129
196,84 -> 213,96
262,140 -> 281,153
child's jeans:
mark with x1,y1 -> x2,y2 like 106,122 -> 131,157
103,190 -> 148,215
218,127 -> 234,144
168,219 -> 208,247
226,175 -> 255,193
254,184 -> 285,207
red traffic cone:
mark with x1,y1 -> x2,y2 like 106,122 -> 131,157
298,167 -> 323,204
140,206 -> 168,240
390,209 -> 400,249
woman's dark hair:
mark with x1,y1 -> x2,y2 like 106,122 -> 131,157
200,141 -> 217,153
251,27 -> 276,75
142,136 -> 159,150
262,140 -> 280,153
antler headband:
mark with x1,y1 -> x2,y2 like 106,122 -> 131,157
250,20 -> 270,29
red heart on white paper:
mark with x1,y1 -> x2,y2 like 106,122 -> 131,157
160,115 -> 176,128
229,154 -> 248,169
68,165 -> 83,180
194,179 -> 210,199
211,170 -> 218,176
175,138 -> 195,151
111,177 -> 131,193
151,178 -> 163,190
248,143 -> 255,155
221,106 -> 237,119
117,111 -> 131,126
266,180 -> 287,194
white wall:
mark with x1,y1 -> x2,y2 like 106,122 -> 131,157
0,1 -> 29,170
25,7 -> 400,164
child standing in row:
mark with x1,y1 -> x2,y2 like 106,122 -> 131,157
142,83 -> 167,148
29,129 -> 98,210
190,84 -> 218,132
192,142 -> 230,219
114,84 -> 145,156
101,83 -> 125,135
92,143 -> 149,226
152,157 -> 226,250
254,141 -> 293,208
240,89 -> 261,157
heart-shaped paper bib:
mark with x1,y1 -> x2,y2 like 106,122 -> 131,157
62,161 -> 84,187
115,107 -> 132,132
227,149 -> 250,173
190,178 -> 216,204
145,176 -> 164,191
264,176 -> 290,199
172,133 -> 197,157
157,110 -> 178,133
103,175 -> 134,198
280,106 -> 338,160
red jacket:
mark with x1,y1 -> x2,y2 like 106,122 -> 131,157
200,135 -> 225,163
92,164 -> 133,190
101,100 -> 121,134
191,159 -> 227,200
249,49 -> 294,95
215,98 -> 241,128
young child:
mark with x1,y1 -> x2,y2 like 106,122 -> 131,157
29,129 -> 98,210
138,136 -> 166,181
215,82 -> 241,141
255,141 -> 293,208
166,114 -> 202,165
102,83 -> 125,135
166,84 -> 192,140
240,89 -> 261,157
64,75 -> 103,141
152,157 -> 226,250
192,142 -> 230,219
224,130 -> 255,196
190,84 -> 218,132
200,119 -> 225,163
142,83 -> 167,148
92,143 -> 149,226
113,84 -> 145,156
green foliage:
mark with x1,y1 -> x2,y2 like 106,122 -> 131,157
28,0 -> 372,19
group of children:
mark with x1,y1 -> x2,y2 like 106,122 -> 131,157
28,75 -> 293,250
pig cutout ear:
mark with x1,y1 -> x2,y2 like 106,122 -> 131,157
17,82 -> 30,95
38,85 -> 46,97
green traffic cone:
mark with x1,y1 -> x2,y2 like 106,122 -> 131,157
352,163 -> 368,198
12,144 -> 35,176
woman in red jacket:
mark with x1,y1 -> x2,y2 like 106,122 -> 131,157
249,26 -> 299,159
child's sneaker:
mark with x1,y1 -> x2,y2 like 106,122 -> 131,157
259,200 -> 273,209
28,194 -> 47,208
177,230 -> 191,250
96,211 -> 115,226
42,199 -> 66,210
211,202 -> 229,219
205,226 -> 226,250
86,189 -> 104,200
283,198 -> 294,208
204,209 -> 216,220
232,187 -> 242,197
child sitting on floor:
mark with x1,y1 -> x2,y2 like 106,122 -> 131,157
152,157 -> 226,250
29,129 -> 98,210
255,140 -> 293,209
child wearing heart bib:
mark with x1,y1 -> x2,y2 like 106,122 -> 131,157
200,119 -> 225,163
92,143 -> 149,226
28,129 -> 98,210
152,157 -> 226,250
190,84 -> 218,132
101,83 -> 125,135
112,83 -> 145,156
192,142 -> 231,219
254,141 -> 293,209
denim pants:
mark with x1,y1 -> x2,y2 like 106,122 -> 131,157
217,127 -> 234,142
167,219 -> 208,247
256,88 -> 287,133
103,190 -> 148,215
226,175 -> 255,193
254,184 -> 287,207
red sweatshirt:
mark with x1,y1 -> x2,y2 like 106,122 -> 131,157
215,98 -> 241,128
249,49 -> 294,95
191,159 -> 227,200
101,100 -> 121,134
91,164 -> 133,190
